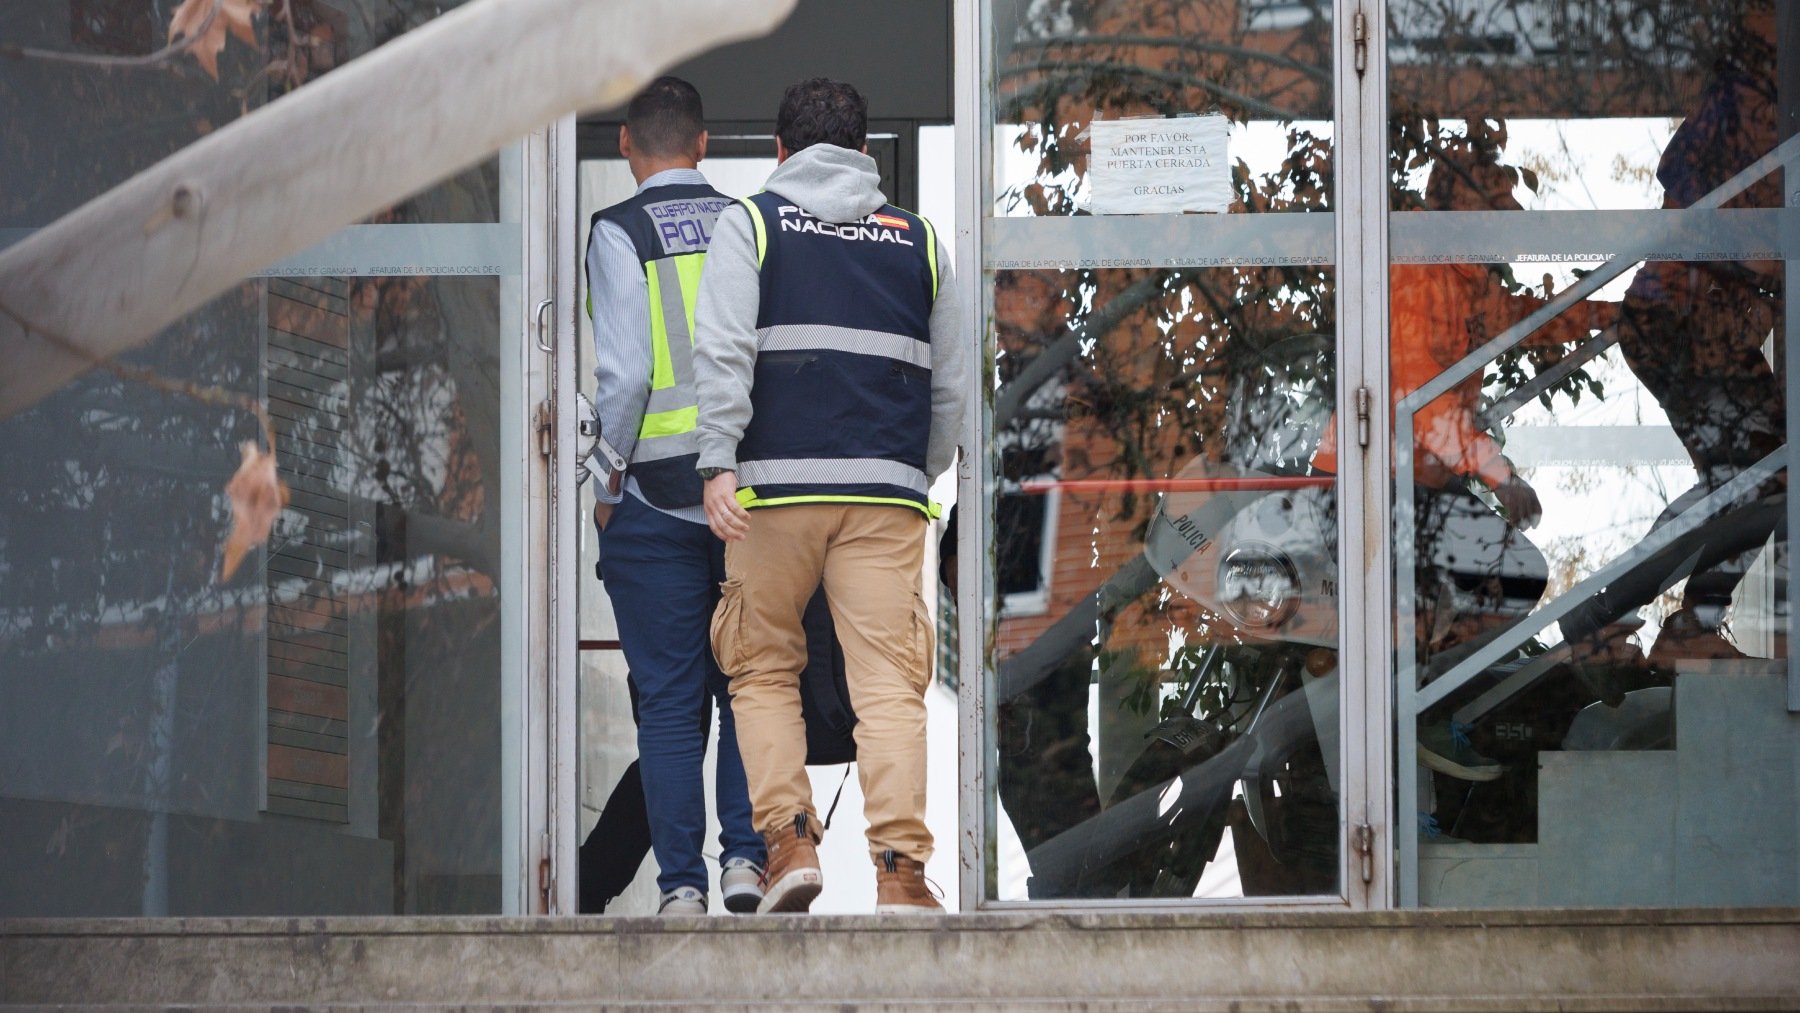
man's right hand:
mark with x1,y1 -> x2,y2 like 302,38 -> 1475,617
703,471 -> 752,542
593,500 -> 614,533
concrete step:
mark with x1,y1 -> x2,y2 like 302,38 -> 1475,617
1419,841 -> 1540,907
5,910 -> 1800,1010
1423,668 -> 1800,908
1670,671 -> 1800,906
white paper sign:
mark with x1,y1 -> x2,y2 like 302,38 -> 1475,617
1089,115 -> 1232,215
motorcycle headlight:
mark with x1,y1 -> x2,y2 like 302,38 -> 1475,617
1218,544 -> 1302,631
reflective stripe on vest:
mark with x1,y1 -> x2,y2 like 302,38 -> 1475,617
736,486 -> 943,518
758,323 -> 932,369
629,252 -> 704,504
739,458 -> 928,495
641,254 -> 702,425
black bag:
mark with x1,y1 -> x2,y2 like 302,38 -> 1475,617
579,589 -> 855,912
798,588 -> 857,765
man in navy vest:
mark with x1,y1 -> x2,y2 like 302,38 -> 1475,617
693,78 -> 967,914
586,76 -> 765,916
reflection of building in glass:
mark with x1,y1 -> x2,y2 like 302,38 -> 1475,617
0,0 -> 515,917
989,0 -> 1794,913
991,0 -> 1342,900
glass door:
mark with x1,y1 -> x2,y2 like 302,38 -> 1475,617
970,0 -> 1371,906
567,126 -> 935,915
1387,0 -> 1800,907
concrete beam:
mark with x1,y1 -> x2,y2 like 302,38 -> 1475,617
0,0 -> 797,419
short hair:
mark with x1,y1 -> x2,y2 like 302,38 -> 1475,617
625,76 -> 704,157
776,78 -> 867,153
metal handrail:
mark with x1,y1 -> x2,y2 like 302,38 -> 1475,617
1397,133 -> 1800,420
1392,132 -> 1800,907
1418,451 -> 1784,715
1395,132 -> 1800,715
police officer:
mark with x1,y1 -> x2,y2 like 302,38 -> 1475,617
692,78 -> 967,914
587,76 -> 765,916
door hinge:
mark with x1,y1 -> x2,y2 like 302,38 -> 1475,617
537,831 -> 552,911
535,399 -> 553,458
1355,385 -> 1371,449
1353,10 -> 1368,76
1353,822 -> 1375,884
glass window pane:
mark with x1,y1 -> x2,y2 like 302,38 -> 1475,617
1390,0 -> 1797,908
983,0 -> 1340,902
0,1 -> 528,916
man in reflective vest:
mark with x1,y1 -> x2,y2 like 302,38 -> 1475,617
586,76 -> 765,916
693,78 -> 967,914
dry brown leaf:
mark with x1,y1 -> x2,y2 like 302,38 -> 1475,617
221,440 -> 288,580
223,0 -> 260,46
167,0 -> 265,80
166,0 -> 224,78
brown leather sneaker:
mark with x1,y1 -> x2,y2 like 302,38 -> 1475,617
874,849 -> 942,914
757,813 -> 823,914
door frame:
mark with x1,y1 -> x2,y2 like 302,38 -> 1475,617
544,113 -> 582,915
1336,0 -> 1396,911
506,125 -> 554,916
535,0 -> 1407,915
518,113 -> 580,916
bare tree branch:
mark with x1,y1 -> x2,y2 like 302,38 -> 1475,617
0,0 -> 222,70
994,273 -> 1167,429
997,554 -> 1161,701
1018,33 -> 1330,85
1000,60 -> 1304,121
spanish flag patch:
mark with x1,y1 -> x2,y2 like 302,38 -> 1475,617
870,212 -> 909,230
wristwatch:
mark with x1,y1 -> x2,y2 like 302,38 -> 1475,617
697,467 -> 732,480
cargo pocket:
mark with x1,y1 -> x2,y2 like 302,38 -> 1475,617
907,591 -> 936,693
711,578 -> 747,675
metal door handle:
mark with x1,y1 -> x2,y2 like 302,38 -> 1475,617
534,297 -> 553,353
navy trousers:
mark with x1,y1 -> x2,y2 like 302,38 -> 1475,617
599,493 -> 762,893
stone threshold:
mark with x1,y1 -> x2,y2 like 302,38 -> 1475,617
5,907 -> 1799,1009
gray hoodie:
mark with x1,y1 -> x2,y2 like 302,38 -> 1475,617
692,144 -> 967,485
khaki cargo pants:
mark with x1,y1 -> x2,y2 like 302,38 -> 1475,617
711,502 -> 935,862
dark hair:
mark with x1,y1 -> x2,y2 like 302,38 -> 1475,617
625,76 -> 704,157
776,78 -> 867,153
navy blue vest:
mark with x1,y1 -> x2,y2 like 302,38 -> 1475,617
593,183 -> 728,266
591,182 -> 730,509
733,190 -> 940,514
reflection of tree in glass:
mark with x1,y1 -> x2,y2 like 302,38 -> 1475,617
0,0 -> 510,914
989,0 -> 1340,898
984,0 -> 1755,895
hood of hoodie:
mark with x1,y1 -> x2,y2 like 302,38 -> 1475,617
763,144 -> 887,224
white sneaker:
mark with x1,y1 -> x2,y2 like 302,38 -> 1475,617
657,886 -> 707,916
720,857 -> 766,914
